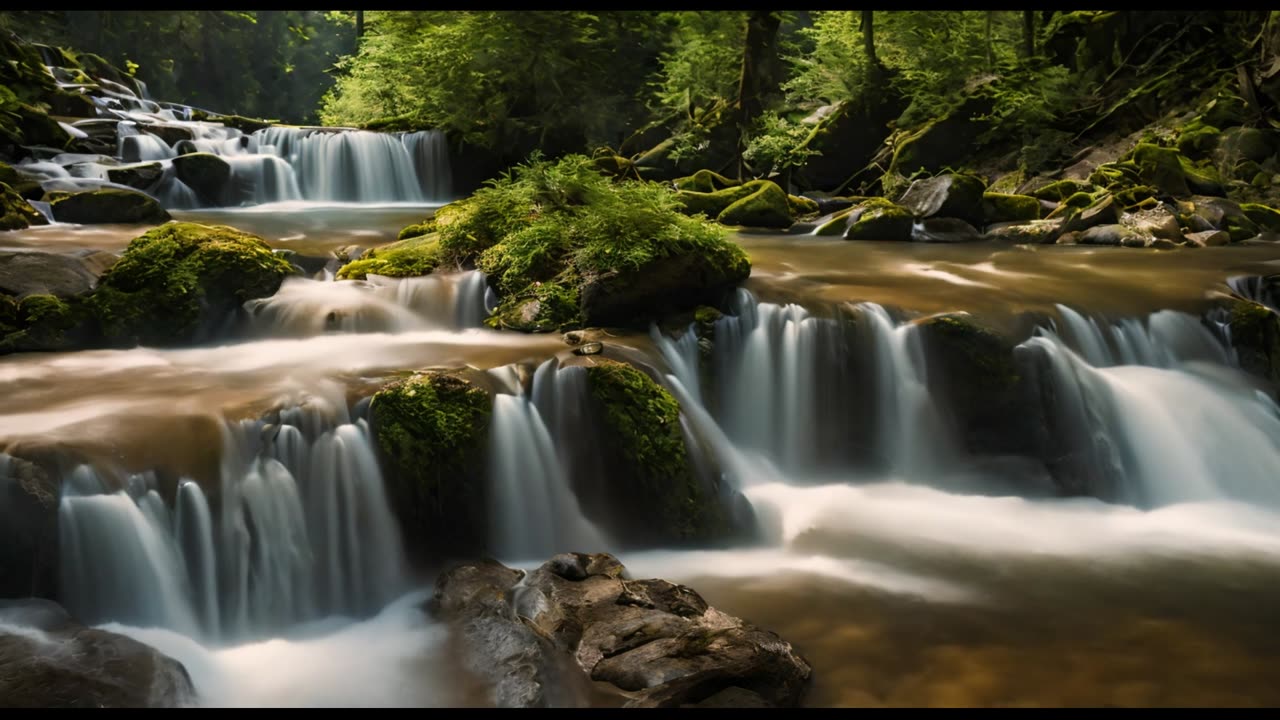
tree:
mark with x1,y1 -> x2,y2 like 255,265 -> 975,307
1023,11 -> 1036,59
735,11 -> 784,177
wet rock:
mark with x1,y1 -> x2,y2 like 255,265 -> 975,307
1123,205 -> 1183,241
141,124 -> 194,146
171,152 -> 231,206
562,331 -> 584,346
1224,299 -> 1280,386
105,162 -> 164,191
1062,194 -> 1121,234
429,554 -> 811,708
983,219 -> 1062,244
0,599 -> 194,708
1079,223 -> 1149,247
0,249 -> 114,298
981,192 -> 1041,224
0,455 -> 59,600
572,341 -> 603,356
910,217 -> 981,243
842,198 -> 913,242
897,172 -> 987,226
47,188 -> 170,225
1,182 -> 47,231
1183,229 -> 1230,247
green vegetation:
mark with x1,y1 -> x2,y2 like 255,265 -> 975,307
336,234 -> 442,280
91,222 -> 296,346
0,182 -> 46,230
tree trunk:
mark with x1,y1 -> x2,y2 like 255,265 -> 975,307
1023,11 -> 1035,59
985,11 -> 995,69
734,10 -> 784,179
862,10 -> 876,67
356,10 -> 364,39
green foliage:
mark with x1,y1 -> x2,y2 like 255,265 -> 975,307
337,234 -> 443,280
742,110 -> 822,176
651,11 -> 746,119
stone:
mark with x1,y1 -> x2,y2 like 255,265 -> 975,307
572,341 -> 603,356
1184,229 -> 1230,247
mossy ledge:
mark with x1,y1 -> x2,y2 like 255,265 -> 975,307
368,371 -> 492,562
584,358 -> 728,544
90,222 -> 296,347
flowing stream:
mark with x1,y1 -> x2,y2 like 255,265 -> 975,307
5,127 -> 1280,707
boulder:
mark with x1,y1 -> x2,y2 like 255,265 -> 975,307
1078,223 -> 1150,247
428,554 -> 812,708
1179,196 -> 1259,241
1225,299 -> 1280,386
910,217 -> 981,243
1061,194 -> 1122,234
1183,229 -> 1231,247
105,162 -> 164,191
1241,203 -> 1280,233
716,182 -> 792,229
896,173 -> 987,226
0,599 -> 194,708
577,247 -> 749,329
141,124 -> 194,146
171,152 -> 231,206
1,182 -> 48,231
0,250 -> 114,299
368,372 -> 492,564
1130,143 -> 1225,198
47,189 -> 170,225
1031,179 -> 1093,202
842,198 -> 914,242
1122,205 -> 1183,241
983,219 -> 1063,244
981,192 -> 1040,224
673,170 -> 739,194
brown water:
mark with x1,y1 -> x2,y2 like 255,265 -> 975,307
5,214 -> 1280,708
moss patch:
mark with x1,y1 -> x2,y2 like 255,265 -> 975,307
1228,300 -> 1280,386
48,189 -> 170,225
717,182 -> 792,228
786,194 -> 820,218
337,234 -> 443,280
369,371 -> 492,559
1130,143 -> 1225,197
1241,203 -> 1280,233
845,197 -> 914,241
586,358 -> 724,542
397,221 -> 435,241
1,182 -> 47,231
1032,179 -> 1093,202
673,169 -> 740,193
982,193 -> 1040,224
90,222 -> 295,346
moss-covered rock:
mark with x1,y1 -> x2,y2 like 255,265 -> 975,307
369,371 -> 492,562
1180,196 -> 1260,241
981,192 -> 1040,224
897,172 -> 987,226
786,194 -> 820,218
673,169 -> 739,193
1242,203 -> 1280,233
171,153 -> 231,205
15,104 -> 72,148
90,222 -> 296,346
1032,179 -> 1093,202
1,182 -> 48,231
983,219 -> 1063,244
337,234 -> 443,280
813,207 -> 854,236
716,181 -> 792,228
1227,300 -> 1280,386
844,197 -> 914,241
888,94 -> 994,177
676,179 -> 775,221
397,221 -> 435,241
47,188 -> 170,225
584,358 -> 728,544
1176,122 -> 1221,158
1131,143 -> 1225,197
487,276 -> 582,332
1112,185 -> 1159,209
1045,191 -> 1099,220
105,162 -> 163,191
0,163 -> 20,187
1087,161 -> 1142,191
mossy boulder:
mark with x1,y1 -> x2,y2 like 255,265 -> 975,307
981,193 -> 1040,224
1226,300 -> 1280,386
786,194 -> 820,218
1131,143 -> 1225,198
105,162 -> 163,191
1,182 -> 47,231
1242,203 -> 1280,233
716,181 -> 793,229
47,189 -> 170,225
1087,161 -> 1142,191
337,234 -> 443,280
584,359 -> 730,545
983,219 -> 1063,244
15,104 -> 72,148
897,173 -> 987,226
397,221 -> 435,241
1032,179 -> 1093,202
813,207 -> 854,236
888,94 -> 994,177
171,153 -> 231,206
843,198 -> 914,241
369,371 -> 492,563
1179,196 -> 1260,241
0,453 -> 60,600
0,163 -> 20,187
917,313 -> 1029,457
1176,122 -> 1221,158
674,169 -> 739,193
677,179 -> 784,224
0,294 -> 78,353
90,222 -> 296,346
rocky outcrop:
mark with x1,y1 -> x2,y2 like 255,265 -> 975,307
0,599 -> 195,708
428,553 -> 812,708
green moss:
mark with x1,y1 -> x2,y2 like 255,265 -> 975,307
694,305 -> 722,326
981,193 -> 1040,224
90,222 -> 296,346
17,294 -> 74,346
676,182 -> 761,219
1200,93 -> 1247,130
1226,213 -> 1260,242
15,104 -> 71,148
337,234 -> 443,280
988,169 -> 1027,195
1,182 -> 47,231
397,222 -> 435,241
213,114 -> 275,134
369,372 -> 492,555
717,182 -> 792,228
1130,143 -> 1225,197
1032,179 -> 1092,202
1241,203 -> 1280,233
48,188 -> 170,225
1088,161 -> 1141,190
1176,122 -> 1221,158
845,197 -> 914,241
486,274 -> 583,332
0,163 -> 20,187
586,358 -> 722,541
360,114 -> 421,132
814,207 -> 853,236
1112,185 -> 1158,209
673,169 -> 739,193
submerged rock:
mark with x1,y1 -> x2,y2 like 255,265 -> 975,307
429,553 -> 812,708
0,599 -> 194,708
368,371 -> 492,563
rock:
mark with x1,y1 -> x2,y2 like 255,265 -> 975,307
15,104 -> 72,148
888,91 -> 994,177
171,152 -> 232,206
337,234 -> 441,280
1224,299 -> 1280,385
812,208 -> 853,236
983,219 -> 1063,244
1217,126 -> 1276,165
716,182 -> 792,229
90,222 -> 296,347
1150,238 -> 1180,250
981,192 -> 1040,224
369,372 -> 492,563
1241,203 -> 1280,233
572,341 -> 603,356
897,173 -> 987,226
1,182 -> 48,231
429,554 -> 812,708
0,250 -> 113,299
577,247 -> 749,329
105,162 -> 164,191
676,180 -> 780,224
0,454 -> 59,599
141,124 -> 194,146
1123,205 -> 1183,241
1180,196 -> 1259,241
563,331 -> 584,346
910,217 -> 981,243
792,94 -> 905,192
1031,179 -> 1093,201
804,195 -> 860,216
1045,191 -> 1097,220
1061,194 -> 1121,234
47,188 -> 171,225
1079,223 -> 1148,247
1176,122 -> 1221,158
583,359 -> 743,545
786,194 -> 819,219
673,170 -> 739,194
0,599 -> 194,708
1184,229 -> 1231,247
843,198 -> 914,242
1131,143 -> 1225,198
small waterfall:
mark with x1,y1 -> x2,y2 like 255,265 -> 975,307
1052,304 -> 1232,368
488,363 -> 609,561
402,130 -> 453,202
243,271 -> 489,338
1019,329 -> 1280,508
289,130 -> 425,203
53,397 -> 408,643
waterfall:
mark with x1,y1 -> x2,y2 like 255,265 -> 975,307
488,363 -> 610,561
243,271 -> 489,338
53,398 -> 408,643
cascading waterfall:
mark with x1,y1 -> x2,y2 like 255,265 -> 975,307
54,396 -> 408,644
487,361 -> 610,561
